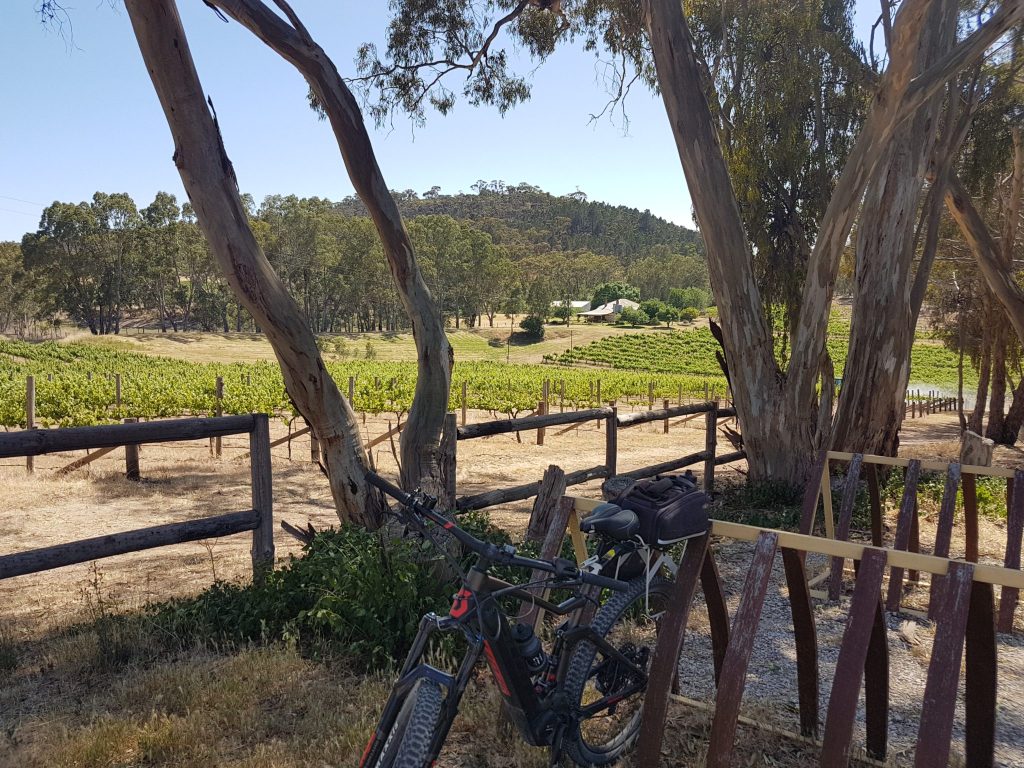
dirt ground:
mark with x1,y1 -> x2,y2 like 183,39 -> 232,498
0,404 -> 736,630
3,407 -> 1024,766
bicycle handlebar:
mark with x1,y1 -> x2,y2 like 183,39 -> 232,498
365,470 -> 629,592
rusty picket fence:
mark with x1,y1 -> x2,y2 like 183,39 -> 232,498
0,415 -> 274,583
806,451 -> 1023,632
558,480 -> 1024,768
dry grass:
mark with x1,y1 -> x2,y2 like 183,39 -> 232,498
67,320 -> 697,366
3,405 -> 1023,766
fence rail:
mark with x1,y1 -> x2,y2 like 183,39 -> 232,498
0,414 -> 274,582
450,400 -> 745,511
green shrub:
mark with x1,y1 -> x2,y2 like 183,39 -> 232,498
679,307 -> 699,322
617,308 -> 650,327
150,514 -> 522,671
364,341 -> 377,360
519,315 -> 545,339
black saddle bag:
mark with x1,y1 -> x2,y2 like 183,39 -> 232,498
613,473 -> 709,547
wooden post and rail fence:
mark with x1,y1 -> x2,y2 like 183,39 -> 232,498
0,415 -> 274,583
445,400 -> 744,513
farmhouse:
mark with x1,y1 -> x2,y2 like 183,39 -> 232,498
579,298 -> 640,322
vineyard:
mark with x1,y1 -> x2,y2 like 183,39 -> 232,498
545,324 -> 970,390
0,340 -> 728,428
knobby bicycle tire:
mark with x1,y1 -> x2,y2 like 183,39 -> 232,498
563,576 -> 672,767
373,679 -> 444,768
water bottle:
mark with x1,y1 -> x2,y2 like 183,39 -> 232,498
511,623 -> 547,675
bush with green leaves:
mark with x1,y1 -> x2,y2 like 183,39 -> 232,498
668,287 -> 711,311
519,314 -> 545,339
617,308 -> 650,326
679,307 -> 699,322
151,513 -> 518,671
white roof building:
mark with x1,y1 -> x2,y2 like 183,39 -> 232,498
579,298 -> 640,318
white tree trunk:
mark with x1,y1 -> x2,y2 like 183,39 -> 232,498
207,0 -> 453,491
124,0 -> 386,527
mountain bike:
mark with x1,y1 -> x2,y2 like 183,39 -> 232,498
359,471 -> 696,768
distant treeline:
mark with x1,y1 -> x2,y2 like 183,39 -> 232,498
0,184 -> 707,336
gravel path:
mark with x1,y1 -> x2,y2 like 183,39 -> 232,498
672,540 -> 1024,767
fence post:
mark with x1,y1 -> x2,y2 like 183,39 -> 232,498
250,413 -> 275,582
606,405 -> 618,477
560,380 -> 566,413
348,376 -> 355,405
537,400 -> 546,446
704,402 -> 718,494
211,376 -> 224,458
596,380 -> 602,429
124,418 -> 141,481
115,374 -> 122,409
461,380 -> 468,426
663,399 -> 670,434
649,381 -> 655,411
25,375 -> 35,474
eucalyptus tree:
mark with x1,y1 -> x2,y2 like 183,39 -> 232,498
122,0 -> 464,526
354,0 -> 1023,482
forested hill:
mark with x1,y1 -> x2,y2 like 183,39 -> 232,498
334,182 -> 701,261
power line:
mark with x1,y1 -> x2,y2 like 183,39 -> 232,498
0,195 -> 44,207
0,207 -> 37,217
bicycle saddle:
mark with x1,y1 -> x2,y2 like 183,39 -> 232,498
579,503 -> 640,541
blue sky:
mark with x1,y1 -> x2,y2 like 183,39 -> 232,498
0,2 -> 878,242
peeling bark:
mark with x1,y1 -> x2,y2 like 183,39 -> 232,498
124,0 -> 386,527
204,0 -> 452,490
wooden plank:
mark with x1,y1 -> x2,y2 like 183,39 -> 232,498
621,450 -> 708,480
456,465 -> 607,511
456,407 -> 612,440
703,402 -> 718,494
713,450 -> 745,466
616,402 -> 717,428
963,472 -> 980,563
0,415 -> 256,457
827,451 -> 1014,479
782,547 -> 819,737
701,550 -> 731,684
822,465 -> 835,539
820,549 -> 887,768
365,420 -> 406,450
886,460 -> 922,612
55,445 -> 118,476
25,375 -> 34,474
829,453 -> 863,601
914,561 -> 974,768
522,497 -> 574,629
800,450 -> 828,535
605,406 -> 618,477
999,468 -> 1024,632
124,418 -> 141,481
866,464 -> 883,547
566,508 -> 588,564
965,581 -> 996,768
706,531 -> 779,768
0,510 -> 260,580
249,413 -> 274,581
525,465 -> 567,545
636,533 -> 711,768
864,598 -> 889,760
928,463 -> 961,619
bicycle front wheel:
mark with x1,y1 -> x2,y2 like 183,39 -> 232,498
372,679 -> 444,768
563,576 -> 672,767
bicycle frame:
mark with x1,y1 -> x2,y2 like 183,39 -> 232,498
359,554 -> 650,767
